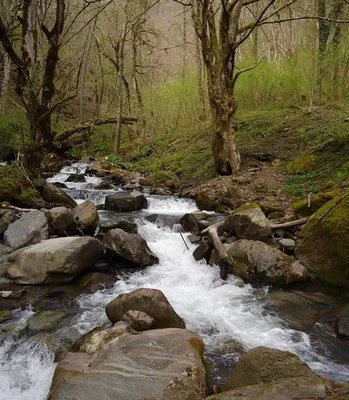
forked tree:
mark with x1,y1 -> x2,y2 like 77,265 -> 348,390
175,0 -> 348,176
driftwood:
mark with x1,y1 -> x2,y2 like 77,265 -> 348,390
55,117 -> 138,143
270,217 -> 308,230
0,203 -> 33,213
201,221 -> 234,281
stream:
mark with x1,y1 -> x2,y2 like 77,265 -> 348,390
1,162 -> 349,399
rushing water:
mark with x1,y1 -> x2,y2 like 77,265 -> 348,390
1,162 -> 349,399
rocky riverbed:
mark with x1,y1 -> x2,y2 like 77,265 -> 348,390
1,159 -> 349,399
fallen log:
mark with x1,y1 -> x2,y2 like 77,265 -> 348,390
270,217 -> 308,230
0,203 -> 33,213
55,117 -> 138,143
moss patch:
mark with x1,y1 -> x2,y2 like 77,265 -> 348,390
296,190 -> 349,288
0,164 -> 41,207
287,154 -> 317,175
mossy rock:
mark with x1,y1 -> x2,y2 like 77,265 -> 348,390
293,190 -> 340,217
287,153 -> 317,175
295,190 -> 349,288
0,165 -> 41,207
233,203 -> 261,213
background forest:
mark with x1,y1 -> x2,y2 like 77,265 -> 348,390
1,0 -> 349,195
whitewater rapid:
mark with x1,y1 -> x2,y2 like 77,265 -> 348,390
1,163 -> 349,400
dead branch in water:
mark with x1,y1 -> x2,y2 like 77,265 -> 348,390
270,218 -> 308,230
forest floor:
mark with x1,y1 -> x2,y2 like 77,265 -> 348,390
122,104 -> 349,209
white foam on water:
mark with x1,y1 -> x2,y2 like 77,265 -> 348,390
146,195 -> 198,214
1,186 -> 349,399
0,310 -> 56,400
76,220 -> 349,384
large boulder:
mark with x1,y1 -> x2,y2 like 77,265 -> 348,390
48,323 -> 207,400
0,237 -> 104,285
105,191 -> 148,212
223,205 -> 271,240
103,228 -> 159,267
47,207 -> 77,236
180,212 -> 210,235
73,201 -> 99,235
4,210 -> 49,250
40,182 -> 77,208
224,346 -> 318,391
99,219 -> 138,234
207,378 -> 335,400
226,240 -> 308,285
295,190 -> 349,288
0,210 -> 16,235
106,288 -> 186,329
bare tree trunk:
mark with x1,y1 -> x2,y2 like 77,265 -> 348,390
114,25 -> 126,155
132,38 -> 146,134
211,95 -> 241,175
195,33 -> 206,123
79,21 -> 96,122
0,51 -> 10,112
182,4 -> 187,79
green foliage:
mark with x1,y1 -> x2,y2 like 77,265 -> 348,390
105,154 -> 121,165
284,172 -> 320,197
332,163 -> 349,182
0,164 -> 40,206
0,108 -> 27,157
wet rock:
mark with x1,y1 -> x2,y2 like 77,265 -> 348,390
0,243 -> 11,256
0,210 -> 16,235
278,238 -> 295,253
4,210 -> 49,250
145,214 -> 158,223
66,174 -> 86,183
47,207 -> 77,236
208,377 -> 335,400
226,239 -> 308,286
0,237 -> 104,285
106,288 -> 186,329
189,234 -> 201,244
0,310 -> 11,323
73,201 -> 99,235
27,311 -> 67,333
180,212 -> 210,235
224,346 -> 319,391
105,191 -> 148,212
295,190 -> 349,288
121,310 -> 156,331
332,304 -> 349,339
267,290 -> 320,332
77,272 -> 117,294
40,183 -> 77,208
223,205 -> 271,240
193,242 -> 212,263
53,182 -> 67,189
99,219 -> 138,234
49,324 -> 206,400
104,228 -> 158,267
151,187 -> 172,195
